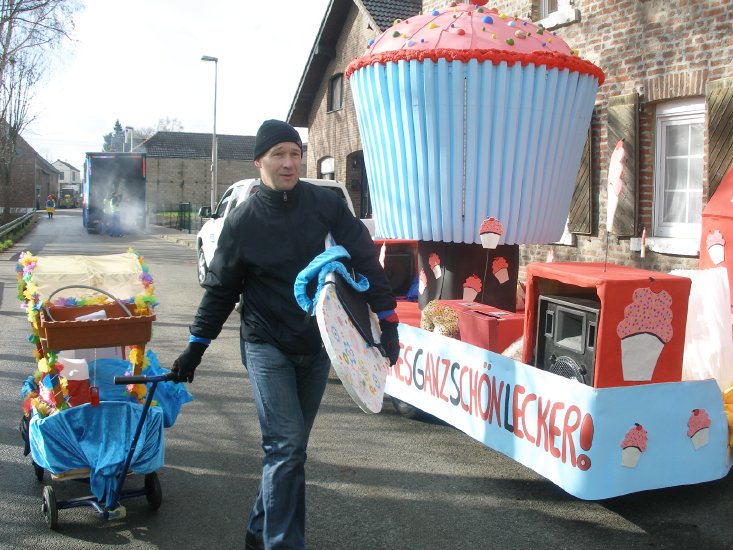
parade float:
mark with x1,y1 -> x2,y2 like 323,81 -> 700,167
345,2 -> 733,499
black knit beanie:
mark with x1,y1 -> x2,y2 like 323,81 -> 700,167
254,119 -> 302,160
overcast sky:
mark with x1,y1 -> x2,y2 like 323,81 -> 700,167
23,0 -> 332,169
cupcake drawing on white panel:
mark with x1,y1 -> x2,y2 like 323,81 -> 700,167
616,288 -> 673,381
687,409 -> 712,450
621,423 -> 648,468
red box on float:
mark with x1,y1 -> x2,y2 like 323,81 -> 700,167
522,262 -> 691,388
437,300 -> 524,353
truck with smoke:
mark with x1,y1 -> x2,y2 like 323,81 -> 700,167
82,152 -> 147,234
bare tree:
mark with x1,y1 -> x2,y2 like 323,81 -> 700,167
0,0 -> 77,222
156,116 -> 184,132
131,116 -> 185,147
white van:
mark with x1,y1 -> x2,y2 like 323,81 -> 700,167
196,178 -> 359,285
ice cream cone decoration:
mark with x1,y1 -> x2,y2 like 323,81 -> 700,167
706,230 -> 726,266
429,253 -> 442,279
616,287 -> 674,381
606,140 -> 625,233
620,423 -> 648,468
462,275 -> 482,301
479,217 -> 504,249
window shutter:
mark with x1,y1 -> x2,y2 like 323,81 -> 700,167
707,77 -> 733,198
567,128 -> 592,234
606,93 -> 638,236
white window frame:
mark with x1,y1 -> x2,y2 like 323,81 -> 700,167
653,98 -> 705,241
327,74 -> 343,113
319,156 -> 335,180
538,0 -> 579,29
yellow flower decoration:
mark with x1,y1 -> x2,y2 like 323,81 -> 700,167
38,357 -> 50,373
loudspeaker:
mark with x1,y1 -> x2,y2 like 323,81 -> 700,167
535,295 -> 600,386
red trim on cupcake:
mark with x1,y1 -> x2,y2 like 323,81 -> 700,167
346,48 -> 605,84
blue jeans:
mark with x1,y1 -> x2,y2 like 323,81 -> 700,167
242,340 -> 331,549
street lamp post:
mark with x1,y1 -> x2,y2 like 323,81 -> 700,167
201,55 -> 218,211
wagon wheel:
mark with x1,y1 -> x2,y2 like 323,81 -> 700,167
144,472 -> 162,510
42,485 -> 58,529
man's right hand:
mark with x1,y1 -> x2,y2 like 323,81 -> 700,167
171,342 -> 207,383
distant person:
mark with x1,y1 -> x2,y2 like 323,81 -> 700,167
171,119 -> 400,550
45,195 -> 55,219
110,193 -> 122,237
102,193 -> 113,234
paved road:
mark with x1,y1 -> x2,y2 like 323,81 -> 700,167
1,210 -> 733,549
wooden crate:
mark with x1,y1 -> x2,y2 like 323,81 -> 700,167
38,302 -> 155,350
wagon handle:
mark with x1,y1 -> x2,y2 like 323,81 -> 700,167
44,285 -> 133,322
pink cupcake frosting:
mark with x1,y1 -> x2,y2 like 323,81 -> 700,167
687,409 -> 712,437
480,217 -> 504,235
365,4 -> 573,57
616,287 -> 674,343
346,3 -> 604,85
463,274 -> 482,292
621,423 -> 648,451
706,229 -> 725,248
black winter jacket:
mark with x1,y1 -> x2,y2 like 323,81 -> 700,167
190,180 -> 396,355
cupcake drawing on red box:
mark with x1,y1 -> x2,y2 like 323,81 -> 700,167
429,252 -> 442,279
621,423 -> 648,468
479,217 -> 503,249
706,230 -> 725,266
462,274 -> 482,302
418,269 -> 427,295
616,288 -> 673,382
687,409 -> 712,450
492,257 -> 510,284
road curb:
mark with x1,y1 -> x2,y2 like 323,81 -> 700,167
157,233 -> 196,250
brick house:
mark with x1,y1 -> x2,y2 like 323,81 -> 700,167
3,134 -> 60,213
136,131 -> 308,210
289,0 -> 733,277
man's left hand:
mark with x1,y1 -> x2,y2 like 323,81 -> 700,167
379,318 -> 400,366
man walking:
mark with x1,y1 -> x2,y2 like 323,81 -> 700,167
172,120 -> 400,549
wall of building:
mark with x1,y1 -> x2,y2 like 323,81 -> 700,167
417,0 -> 733,278
520,0 -> 732,276
306,4 -> 375,216
145,157 -> 260,208
3,136 -> 58,213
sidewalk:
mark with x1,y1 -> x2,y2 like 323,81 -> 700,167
153,225 -> 197,250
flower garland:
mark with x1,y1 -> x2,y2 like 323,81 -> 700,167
16,249 -> 158,417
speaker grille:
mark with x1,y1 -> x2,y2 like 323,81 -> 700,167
548,355 -> 587,384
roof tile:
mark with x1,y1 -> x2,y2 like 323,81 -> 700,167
137,131 -> 256,161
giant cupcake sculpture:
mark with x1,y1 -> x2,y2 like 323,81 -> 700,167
346,2 -> 604,245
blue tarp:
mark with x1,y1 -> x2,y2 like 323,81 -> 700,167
30,401 -> 164,508
26,350 -> 192,508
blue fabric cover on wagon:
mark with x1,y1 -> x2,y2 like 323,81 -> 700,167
26,350 -> 191,508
